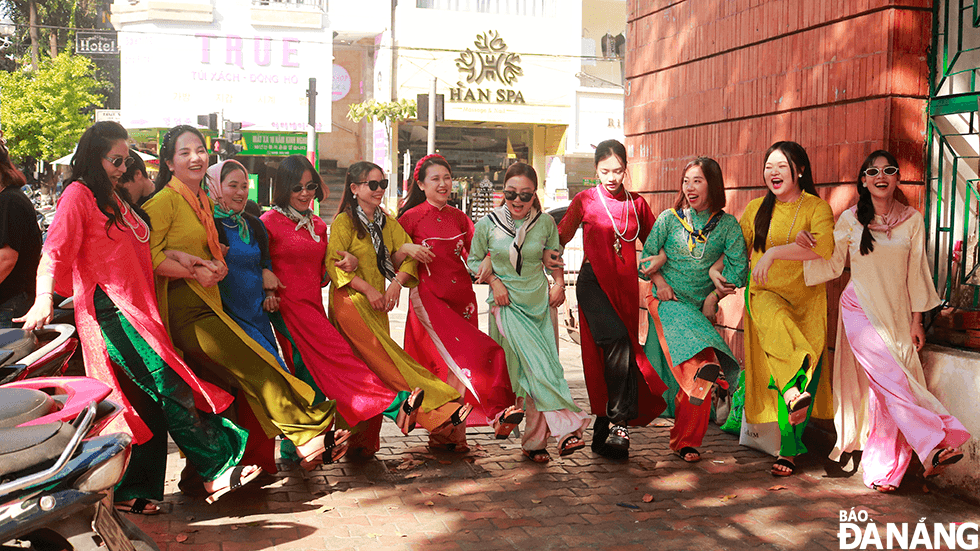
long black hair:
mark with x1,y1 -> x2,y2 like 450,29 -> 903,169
752,141 -> 817,252
337,161 -> 384,239
154,125 -> 207,192
0,141 -> 26,190
855,150 -> 900,256
68,122 -> 148,233
273,155 -> 323,209
397,154 -> 451,219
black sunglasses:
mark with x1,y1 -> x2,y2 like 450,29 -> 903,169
105,155 -> 136,169
503,190 -> 534,202
357,179 -> 389,191
863,166 -> 899,177
291,182 -> 319,193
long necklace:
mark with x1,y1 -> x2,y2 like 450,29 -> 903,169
767,194 -> 804,249
597,186 -> 639,257
115,192 -> 150,243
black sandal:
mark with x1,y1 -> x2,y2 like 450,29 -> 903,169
396,388 -> 425,435
299,429 -> 351,471
559,435 -> 585,456
924,447 -> 964,478
677,447 -> 701,463
114,498 -> 161,515
450,403 -> 473,426
522,448 -> 551,463
606,425 -> 630,451
689,363 -> 721,406
771,458 -> 796,477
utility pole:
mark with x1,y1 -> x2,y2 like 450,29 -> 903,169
427,77 -> 436,155
306,78 -> 317,167
389,0 -> 398,200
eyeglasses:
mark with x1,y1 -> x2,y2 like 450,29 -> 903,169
291,182 -> 319,193
864,166 -> 899,177
357,179 -> 389,191
105,155 -> 135,169
503,190 -> 534,202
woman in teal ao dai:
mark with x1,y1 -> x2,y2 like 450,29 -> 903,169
640,157 -> 748,463
467,163 -> 589,463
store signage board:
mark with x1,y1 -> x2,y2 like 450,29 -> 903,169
77,31 -> 119,55
119,14 -> 331,131
332,64 -> 351,102
239,132 -> 307,156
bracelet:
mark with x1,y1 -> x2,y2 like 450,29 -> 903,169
36,291 -> 53,299
392,278 -> 403,289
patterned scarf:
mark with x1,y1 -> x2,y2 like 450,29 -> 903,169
167,177 -> 224,263
850,203 -> 915,238
671,208 -> 724,252
206,160 -> 251,244
356,205 -> 397,281
272,205 -> 320,242
487,204 -> 541,275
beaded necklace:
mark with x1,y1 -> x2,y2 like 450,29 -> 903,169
767,193 -> 805,249
597,186 -> 639,257
115,192 -> 150,243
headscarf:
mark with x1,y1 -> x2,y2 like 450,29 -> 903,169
206,160 -> 251,244
487,204 -> 541,275
356,204 -> 397,281
167,176 -> 225,263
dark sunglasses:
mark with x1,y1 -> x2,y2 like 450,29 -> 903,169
864,166 -> 899,177
357,179 -> 389,191
105,155 -> 135,169
291,182 -> 319,193
503,190 -> 534,202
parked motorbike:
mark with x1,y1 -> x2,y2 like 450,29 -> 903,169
0,377 -> 159,551
0,324 -> 78,384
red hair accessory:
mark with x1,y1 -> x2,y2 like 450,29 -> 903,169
413,153 -> 446,182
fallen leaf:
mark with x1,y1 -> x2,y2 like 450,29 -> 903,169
365,533 -> 379,538
315,505 -> 334,514
513,481 -> 521,485
399,534 -> 408,538
437,492 -> 452,497
642,494 -> 654,503
424,501 -> 434,506
531,499 -> 542,504
922,485 -> 930,494
229,526 -> 238,531
768,485 -> 788,492
174,534 -> 189,543
654,421 -> 672,427
439,460 -> 452,465
405,473 -> 422,479
420,454 -> 437,460
616,502 -> 640,510
719,494 -> 737,502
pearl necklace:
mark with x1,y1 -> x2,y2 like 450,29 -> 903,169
115,192 -> 150,243
597,186 -> 640,257
768,193 -> 804,249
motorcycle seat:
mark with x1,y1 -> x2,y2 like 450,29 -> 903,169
0,421 -> 74,477
0,388 -> 58,428
0,329 -> 37,367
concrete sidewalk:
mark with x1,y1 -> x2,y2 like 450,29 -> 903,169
130,286 -> 980,551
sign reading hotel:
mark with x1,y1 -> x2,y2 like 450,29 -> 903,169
452,31 -> 525,105
119,24 -> 331,131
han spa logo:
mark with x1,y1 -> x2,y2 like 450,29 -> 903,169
452,31 -> 525,104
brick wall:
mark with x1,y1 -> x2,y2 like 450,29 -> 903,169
626,0 -> 933,363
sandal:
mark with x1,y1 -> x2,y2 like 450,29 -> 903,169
522,448 -> 551,464
606,425 -> 630,451
923,447 -> 964,479
771,457 -> 796,477
871,483 -> 897,493
114,498 -> 162,516
786,391 -> 812,426
395,388 -> 425,435
204,465 -> 263,505
676,447 -> 701,463
689,363 -> 721,406
298,429 -> 351,471
493,406 -> 525,440
559,435 -> 585,457
438,403 -> 473,430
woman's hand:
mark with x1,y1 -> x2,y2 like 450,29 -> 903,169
489,278 -> 510,306
365,286 -> 387,311
382,281 -> 402,312
14,297 -> 53,331
262,269 -> 285,293
751,250 -> 776,285
399,243 -> 435,264
475,256 -> 494,284
334,251 -> 359,272
639,250 -> 666,279
795,230 -> 816,250
543,250 -> 564,271
702,292 -> 720,324
262,293 -> 281,313
549,283 -> 566,308
193,263 -> 223,287
911,316 -> 926,351
709,272 -> 736,298
655,282 -> 676,302
165,250 -> 209,273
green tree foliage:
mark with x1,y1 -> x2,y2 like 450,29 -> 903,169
347,98 -> 417,127
0,52 -> 105,162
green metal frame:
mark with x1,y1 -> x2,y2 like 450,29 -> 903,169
927,0 -> 980,309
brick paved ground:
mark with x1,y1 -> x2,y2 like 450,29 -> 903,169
129,288 -> 980,551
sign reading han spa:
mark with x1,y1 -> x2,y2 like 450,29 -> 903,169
451,31 -> 525,105
119,26 -> 331,131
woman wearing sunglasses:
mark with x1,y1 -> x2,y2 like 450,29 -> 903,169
142,125 -> 348,470
556,139 -> 666,460
397,154 -> 521,453
262,155 -> 420,460
17,122 -> 261,508
468,162 -> 589,463
327,161 -> 472,451
798,150 -> 969,491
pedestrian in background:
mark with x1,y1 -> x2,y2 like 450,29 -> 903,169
557,139 -> 666,459
800,150 -> 970,491
0,136 -> 41,327
639,156 -> 748,463
739,141 -> 834,476
468,162 -> 589,464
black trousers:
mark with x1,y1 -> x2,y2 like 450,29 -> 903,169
575,262 -> 639,426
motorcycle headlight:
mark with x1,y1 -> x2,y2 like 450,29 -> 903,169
75,445 -> 132,493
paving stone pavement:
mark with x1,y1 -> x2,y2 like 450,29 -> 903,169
129,287 -> 980,551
